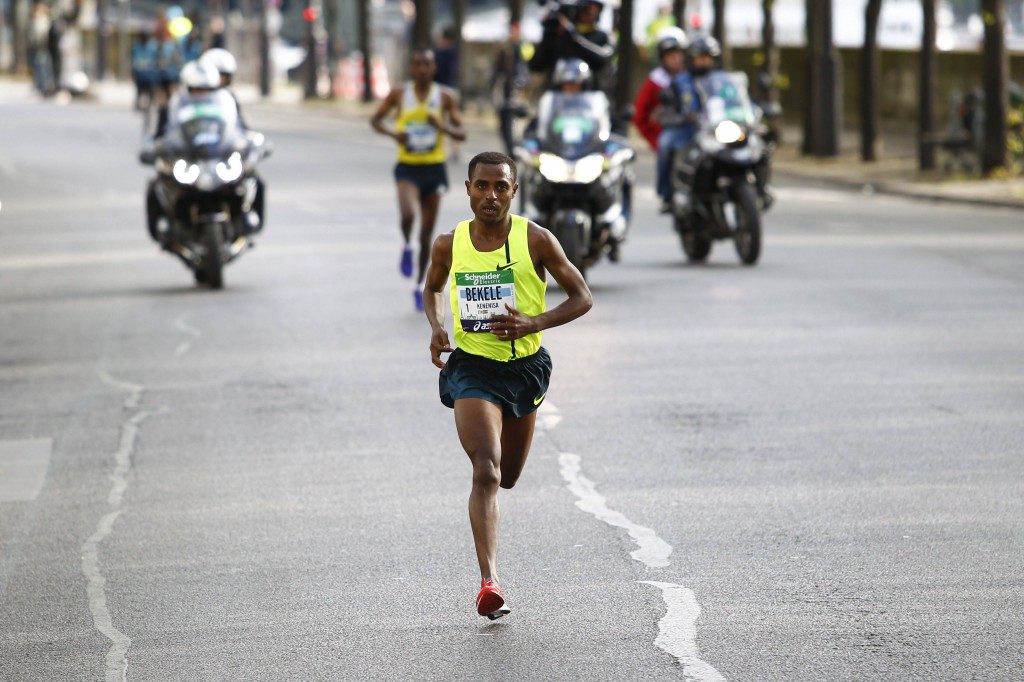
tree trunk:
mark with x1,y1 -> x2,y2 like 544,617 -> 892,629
673,0 -> 686,27
981,0 -> 1008,174
452,0 -> 466,91
919,0 -> 937,170
614,0 -> 635,112
861,0 -> 882,162
508,0 -> 524,25
803,0 -> 840,157
762,0 -> 777,88
358,0 -> 372,102
713,0 -> 730,69
413,0 -> 433,50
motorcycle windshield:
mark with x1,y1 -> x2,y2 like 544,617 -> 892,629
174,91 -> 241,160
535,91 -> 611,159
695,72 -> 758,127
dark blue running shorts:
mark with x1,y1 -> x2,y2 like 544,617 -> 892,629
439,347 -> 552,418
394,162 -> 449,196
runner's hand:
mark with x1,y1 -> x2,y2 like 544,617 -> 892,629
431,329 -> 454,369
489,304 -> 534,341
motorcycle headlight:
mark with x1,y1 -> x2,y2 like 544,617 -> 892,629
714,121 -> 746,145
172,159 -> 200,185
538,153 -> 605,184
216,152 -> 244,183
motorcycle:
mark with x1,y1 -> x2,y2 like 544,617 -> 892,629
515,90 -> 636,277
670,71 -> 773,266
140,90 -> 270,288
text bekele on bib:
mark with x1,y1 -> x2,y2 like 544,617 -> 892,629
456,270 -> 516,332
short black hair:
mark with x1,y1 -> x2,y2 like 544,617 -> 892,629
468,151 -> 517,184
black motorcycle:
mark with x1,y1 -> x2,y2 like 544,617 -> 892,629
140,91 -> 270,288
515,90 -> 635,276
670,71 -> 773,266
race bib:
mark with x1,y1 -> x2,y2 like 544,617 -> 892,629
404,122 -> 439,153
455,271 -> 516,332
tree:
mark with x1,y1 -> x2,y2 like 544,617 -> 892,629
919,0 -> 937,170
760,0 -> 779,107
803,0 -> 840,157
614,0 -> 635,112
412,0 -> 433,49
981,0 -> 1008,174
712,0 -> 729,69
508,0 -> 524,25
358,0 -> 372,102
860,0 -> 882,162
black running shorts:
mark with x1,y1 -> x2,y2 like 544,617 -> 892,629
394,162 -> 449,196
439,347 -> 552,418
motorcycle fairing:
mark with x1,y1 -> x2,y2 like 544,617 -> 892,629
535,91 -> 612,159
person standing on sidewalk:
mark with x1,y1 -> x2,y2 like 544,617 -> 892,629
422,151 -> 592,619
371,48 -> 466,311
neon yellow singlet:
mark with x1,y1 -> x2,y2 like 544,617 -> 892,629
396,82 -> 446,165
449,215 -> 546,362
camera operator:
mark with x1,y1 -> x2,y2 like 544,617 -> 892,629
528,0 -> 615,93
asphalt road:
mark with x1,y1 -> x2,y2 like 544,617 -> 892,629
1,93 -> 1022,682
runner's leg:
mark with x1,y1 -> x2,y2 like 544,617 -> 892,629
498,412 -> 537,489
418,191 -> 442,284
454,397 -> 505,581
396,181 -> 419,244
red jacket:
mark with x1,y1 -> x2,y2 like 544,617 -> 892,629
633,66 -> 672,151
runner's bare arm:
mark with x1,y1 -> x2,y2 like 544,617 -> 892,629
424,233 -> 456,368
434,89 -> 466,142
370,88 -> 406,144
488,224 -> 592,340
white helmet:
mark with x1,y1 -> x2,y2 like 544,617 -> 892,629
180,60 -> 220,91
656,26 -> 689,58
200,48 -> 238,77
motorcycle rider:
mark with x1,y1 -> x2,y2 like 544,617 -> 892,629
146,61 -> 246,243
146,60 -> 220,241
528,0 -> 615,93
200,48 -> 247,127
668,34 -> 721,215
632,27 -> 696,214
524,57 -> 632,262
200,47 -> 265,231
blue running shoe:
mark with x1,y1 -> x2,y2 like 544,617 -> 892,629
414,287 -> 424,311
400,244 -> 413,278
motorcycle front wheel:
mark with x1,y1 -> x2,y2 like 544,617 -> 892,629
675,213 -> 712,263
731,181 -> 762,265
198,222 -> 225,289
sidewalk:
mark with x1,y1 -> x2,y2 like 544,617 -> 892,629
771,127 -> 1024,210
6,75 -> 1023,211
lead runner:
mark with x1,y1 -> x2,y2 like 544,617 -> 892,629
422,151 -> 593,619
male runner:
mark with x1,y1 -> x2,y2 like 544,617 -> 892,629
423,151 -> 593,619
372,49 -> 466,310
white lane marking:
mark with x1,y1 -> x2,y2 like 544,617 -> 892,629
639,582 -> 728,682
558,453 -> 672,568
543,402 -> 724,678
0,438 -> 52,501
84,371 -> 152,682
174,314 -> 201,356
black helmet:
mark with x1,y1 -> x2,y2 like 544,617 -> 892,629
552,58 -> 592,86
688,35 -> 721,59
656,27 -> 688,59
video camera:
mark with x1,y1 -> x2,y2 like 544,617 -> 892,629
540,0 -> 581,26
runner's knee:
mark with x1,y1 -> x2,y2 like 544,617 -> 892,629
470,458 -> 501,490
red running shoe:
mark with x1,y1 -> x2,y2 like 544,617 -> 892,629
476,579 -> 511,620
